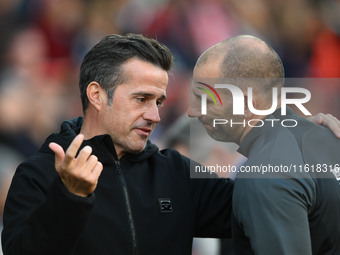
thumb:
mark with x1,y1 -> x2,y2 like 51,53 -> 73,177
49,142 -> 65,170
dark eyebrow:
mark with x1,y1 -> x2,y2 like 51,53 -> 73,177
131,92 -> 166,101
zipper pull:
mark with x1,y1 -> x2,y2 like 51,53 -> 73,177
114,160 -> 121,175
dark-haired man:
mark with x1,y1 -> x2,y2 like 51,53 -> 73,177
189,35 -> 340,255
2,34 -> 233,255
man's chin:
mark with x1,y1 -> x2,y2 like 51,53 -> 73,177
128,142 -> 148,154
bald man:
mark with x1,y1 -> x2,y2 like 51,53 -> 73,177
189,35 -> 340,255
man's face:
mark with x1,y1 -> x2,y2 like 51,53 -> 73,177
100,58 -> 168,158
188,61 -> 243,143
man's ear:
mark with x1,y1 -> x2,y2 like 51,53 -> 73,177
86,82 -> 103,111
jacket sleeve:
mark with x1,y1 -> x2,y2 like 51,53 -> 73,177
188,160 -> 234,238
1,154 -> 95,255
232,177 -> 315,255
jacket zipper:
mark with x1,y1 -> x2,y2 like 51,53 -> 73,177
115,160 -> 138,255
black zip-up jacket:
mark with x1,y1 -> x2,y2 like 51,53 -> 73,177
2,117 -> 233,255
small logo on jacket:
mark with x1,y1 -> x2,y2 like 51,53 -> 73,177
158,198 -> 173,213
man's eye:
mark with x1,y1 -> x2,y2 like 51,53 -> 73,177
156,100 -> 164,108
137,97 -> 146,103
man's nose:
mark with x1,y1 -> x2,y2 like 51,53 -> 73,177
144,103 -> 161,123
188,100 -> 202,118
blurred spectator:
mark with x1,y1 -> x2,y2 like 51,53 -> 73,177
0,145 -> 22,255
227,0 -> 277,43
143,0 -> 237,70
0,77 -> 37,157
0,27 -> 76,157
36,0 -> 85,60
73,0 -> 126,64
306,0 -> 340,78
320,0 -> 340,36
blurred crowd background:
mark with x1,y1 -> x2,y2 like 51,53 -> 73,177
1,0 -> 340,254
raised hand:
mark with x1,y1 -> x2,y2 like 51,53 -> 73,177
309,113 -> 340,139
49,134 -> 103,197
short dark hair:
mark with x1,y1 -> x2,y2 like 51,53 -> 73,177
79,33 -> 173,113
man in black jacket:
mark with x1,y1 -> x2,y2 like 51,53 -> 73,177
188,35 -> 340,254
2,34 -> 234,255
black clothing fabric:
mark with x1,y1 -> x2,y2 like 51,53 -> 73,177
232,107 -> 340,255
2,117 -> 233,255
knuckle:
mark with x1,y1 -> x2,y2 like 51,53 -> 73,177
90,175 -> 99,185
89,178 -> 98,186
65,152 -> 74,160
59,163 -> 70,173
69,171 -> 80,179
58,171 -> 67,179
78,170 -> 88,180
82,174 -> 95,185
